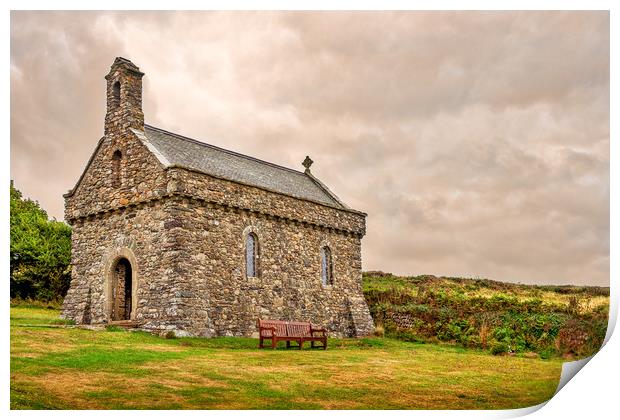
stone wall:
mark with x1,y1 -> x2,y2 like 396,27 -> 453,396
104,57 -> 144,136
62,192 -> 373,337
61,199 -> 216,336
162,195 -> 373,337
168,167 -> 366,235
64,133 -> 168,220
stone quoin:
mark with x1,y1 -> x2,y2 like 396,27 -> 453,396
61,57 -> 374,337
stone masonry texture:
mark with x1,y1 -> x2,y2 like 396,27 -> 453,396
61,57 -> 374,338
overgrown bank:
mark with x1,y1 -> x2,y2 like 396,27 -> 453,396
362,272 -> 609,358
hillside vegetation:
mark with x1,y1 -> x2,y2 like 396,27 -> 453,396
362,272 -> 609,358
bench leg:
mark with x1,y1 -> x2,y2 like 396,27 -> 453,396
272,338 -> 277,349
286,341 -> 291,349
299,339 -> 304,350
259,337 -> 263,349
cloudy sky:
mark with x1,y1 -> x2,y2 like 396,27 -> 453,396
10,11 -> 609,286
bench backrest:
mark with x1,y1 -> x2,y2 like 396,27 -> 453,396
286,321 -> 312,337
258,319 -> 312,337
258,319 -> 288,337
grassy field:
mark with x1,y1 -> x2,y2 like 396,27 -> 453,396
10,304 -> 564,410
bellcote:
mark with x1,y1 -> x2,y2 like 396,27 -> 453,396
104,57 -> 144,136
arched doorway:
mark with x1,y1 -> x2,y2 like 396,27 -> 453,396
111,258 -> 133,321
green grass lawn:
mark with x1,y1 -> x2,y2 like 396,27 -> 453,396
10,304 -> 563,409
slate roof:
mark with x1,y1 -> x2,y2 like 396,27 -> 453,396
140,125 -> 349,210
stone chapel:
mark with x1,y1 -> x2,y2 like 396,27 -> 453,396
61,57 -> 374,337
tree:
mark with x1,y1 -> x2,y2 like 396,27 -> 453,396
10,181 -> 72,301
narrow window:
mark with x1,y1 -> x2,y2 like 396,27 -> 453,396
246,233 -> 258,277
112,81 -> 121,108
112,150 -> 122,188
321,246 -> 333,286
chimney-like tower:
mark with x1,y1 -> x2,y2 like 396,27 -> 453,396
104,57 -> 144,136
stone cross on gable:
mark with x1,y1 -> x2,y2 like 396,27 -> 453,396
302,156 -> 313,173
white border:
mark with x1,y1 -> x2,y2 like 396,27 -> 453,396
4,2 -> 616,420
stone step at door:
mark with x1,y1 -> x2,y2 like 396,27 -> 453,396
108,320 -> 141,329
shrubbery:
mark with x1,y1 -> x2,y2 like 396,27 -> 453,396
364,273 -> 608,358
10,182 -> 72,302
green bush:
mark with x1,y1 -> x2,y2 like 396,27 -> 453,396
539,349 -> 554,360
10,182 -> 72,301
490,341 -> 510,355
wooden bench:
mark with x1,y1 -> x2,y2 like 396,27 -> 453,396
257,319 -> 328,350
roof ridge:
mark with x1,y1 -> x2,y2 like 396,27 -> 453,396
144,124 -> 306,177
